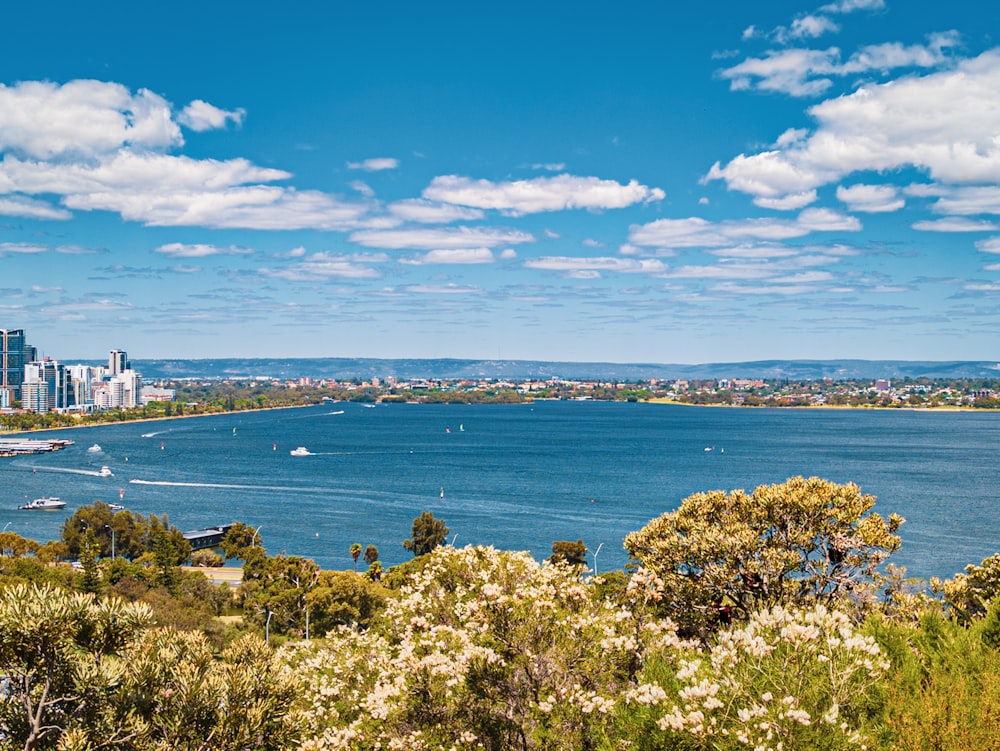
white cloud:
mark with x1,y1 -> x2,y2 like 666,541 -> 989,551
975,237 -> 1000,254
350,226 -> 534,250
755,190 -> 818,210
259,251 -> 389,281
0,195 -> 71,219
836,183 -> 904,212
388,199 -> 485,224
154,243 -> 254,258
499,248 -> 518,260
912,217 -> 1000,232
708,50 -> 1000,202
400,248 -> 495,265
717,32 -> 960,97
524,256 -> 667,276
531,163 -> 566,171
178,99 -> 246,132
401,283 -> 483,295
629,209 -> 859,250
921,186 -> 1000,216
170,264 -> 202,274
0,80 -> 181,160
423,174 -> 665,215
0,242 -> 48,256
346,157 -> 399,171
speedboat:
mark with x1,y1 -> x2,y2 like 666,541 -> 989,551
18,496 -> 67,510
98,466 -> 113,477
108,503 -> 125,512
290,446 -> 311,456
87,444 -> 102,453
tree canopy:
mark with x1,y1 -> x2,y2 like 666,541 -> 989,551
624,476 -> 904,638
402,511 -> 450,557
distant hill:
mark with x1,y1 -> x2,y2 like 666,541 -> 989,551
77,357 -> 1000,381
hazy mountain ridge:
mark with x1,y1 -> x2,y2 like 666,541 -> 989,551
79,358 -> 1000,381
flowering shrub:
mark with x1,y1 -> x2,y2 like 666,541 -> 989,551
282,546 -> 677,751
623,604 -> 888,751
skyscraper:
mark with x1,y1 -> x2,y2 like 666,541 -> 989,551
1,328 -> 27,407
108,349 -> 129,376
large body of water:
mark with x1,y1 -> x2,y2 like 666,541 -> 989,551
2,401 -> 998,580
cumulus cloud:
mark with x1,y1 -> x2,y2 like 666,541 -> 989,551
708,50 -> 1000,204
178,100 -> 246,131
524,256 -> 667,278
718,32 -> 960,97
154,243 -> 254,258
400,248 -> 495,265
347,157 -> 399,171
0,79 -> 378,231
0,195 -> 71,220
0,80 -> 181,160
422,174 -> 665,215
388,199 -> 485,224
628,209 -> 859,249
259,251 -> 389,281
975,237 -> 1000,254
350,225 -> 534,250
912,217 -> 1000,232
837,183 -> 904,212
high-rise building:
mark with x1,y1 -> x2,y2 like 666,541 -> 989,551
108,349 -> 129,376
1,328 -> 28,406
24,358 -> 72,413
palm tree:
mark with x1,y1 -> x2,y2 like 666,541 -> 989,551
350,542 -> 362,572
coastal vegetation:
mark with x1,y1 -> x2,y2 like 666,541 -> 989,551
0,480 -> 999,748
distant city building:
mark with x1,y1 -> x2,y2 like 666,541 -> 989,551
139,385 -> 175,404
874,379 -> 892,392
1,328 -> 29,406
23,358 -> 72,413
108,349 -> 129,376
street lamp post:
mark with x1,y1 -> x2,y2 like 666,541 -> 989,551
592,542 -> 604,577
104,524 -> 115,560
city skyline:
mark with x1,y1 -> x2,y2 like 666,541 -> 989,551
2,1 -> 999,363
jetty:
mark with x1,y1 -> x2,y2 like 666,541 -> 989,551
0,438 -> 74,457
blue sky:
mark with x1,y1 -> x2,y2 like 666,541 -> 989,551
1,0 -> 999,364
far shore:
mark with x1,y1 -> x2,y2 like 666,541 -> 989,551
1,397 -> 988,440
0,402 -> 317,437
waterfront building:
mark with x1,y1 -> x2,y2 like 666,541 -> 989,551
139,385 -> 176,404
20,380 -> 49,413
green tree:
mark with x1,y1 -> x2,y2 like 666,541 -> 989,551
402,511 -> 449,557
350,542 -> 362,572
241,554 -> 320,638
624,476 -> 904,639
221,522 -> 264,560
549,539 -> 588,568
363,543 -> 379,565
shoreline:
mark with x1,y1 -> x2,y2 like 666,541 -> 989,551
642,398 -> 979,412
0,402 -> 317,438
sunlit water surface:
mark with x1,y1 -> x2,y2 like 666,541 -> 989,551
3,401 -> 998,579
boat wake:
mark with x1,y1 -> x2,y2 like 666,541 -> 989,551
35,467 -> 107,477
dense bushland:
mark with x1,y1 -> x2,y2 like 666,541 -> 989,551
0,476 -> 999,749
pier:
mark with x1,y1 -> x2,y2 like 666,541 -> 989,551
0,438 -> 74,457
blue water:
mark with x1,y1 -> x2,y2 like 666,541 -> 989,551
2,401 -> 999,580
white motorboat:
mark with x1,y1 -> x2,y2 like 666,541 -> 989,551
98,466 -> 113,477
87,444 -> 102,453
18,496 -> 67,510
290,447 -> 311,456
108,503 -> 125,511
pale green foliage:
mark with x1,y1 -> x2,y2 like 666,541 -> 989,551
624,604 -> 888,751
939,553 -> 1000,624
0,583 -> 152,750
625,476 -> 904,638
0,583 -> 299,751
282,546 -> 676,751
